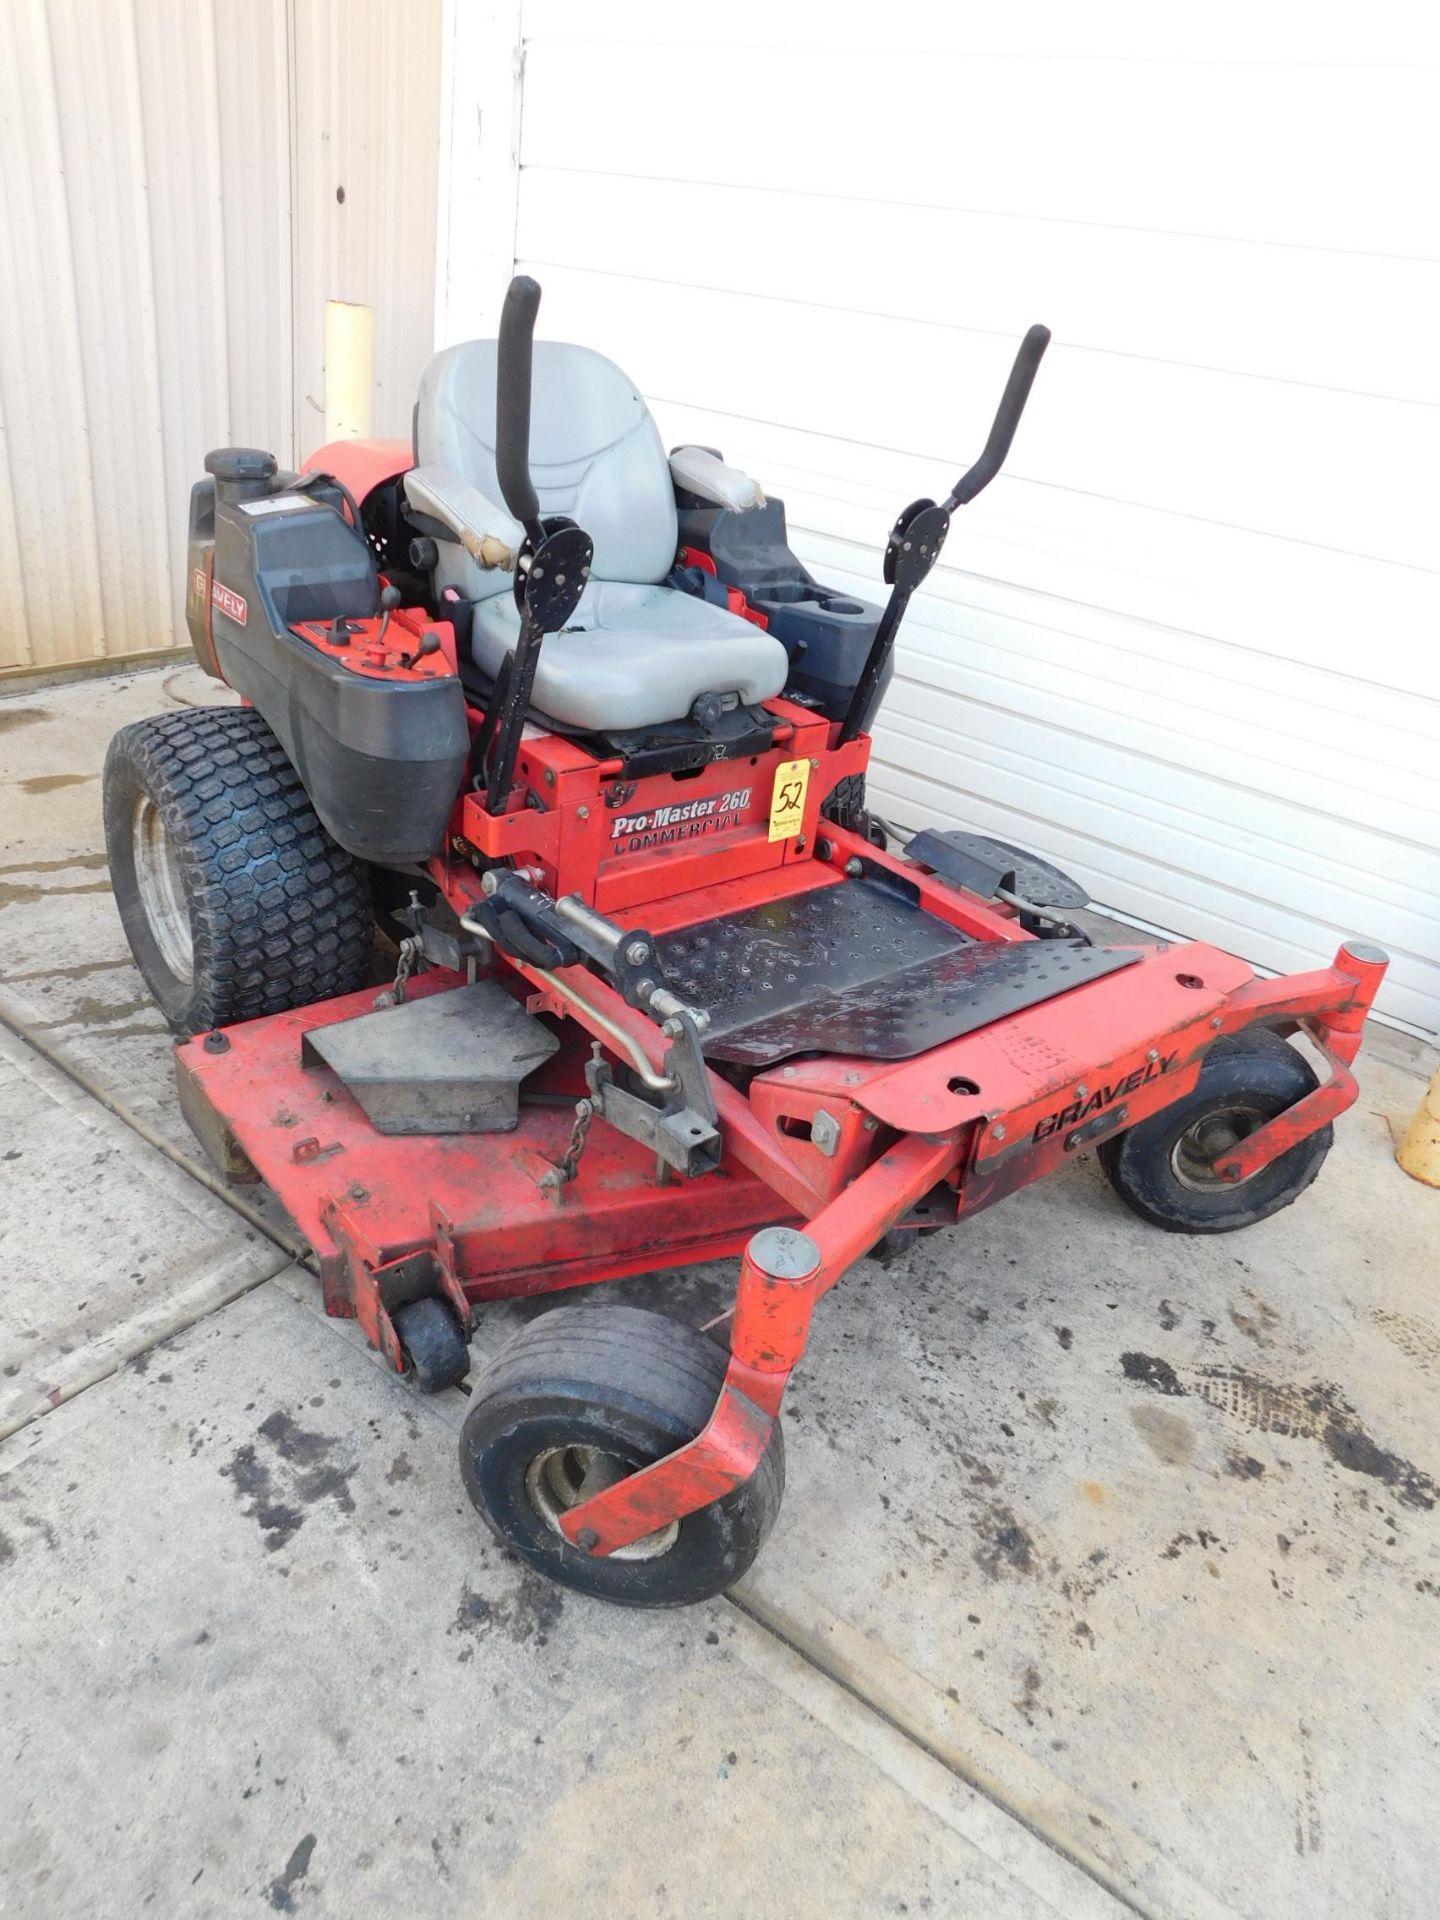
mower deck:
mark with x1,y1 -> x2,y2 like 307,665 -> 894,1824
177,973 -> 795,1323
175,907 -> 1361,1328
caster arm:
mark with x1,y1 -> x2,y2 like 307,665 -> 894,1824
555,1129 -> 961,1556
1204,938 -> 1388,1181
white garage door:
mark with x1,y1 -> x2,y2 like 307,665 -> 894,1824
454,1 -> 1440,1035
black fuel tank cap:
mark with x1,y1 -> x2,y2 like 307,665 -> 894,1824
204,447 -> 278,483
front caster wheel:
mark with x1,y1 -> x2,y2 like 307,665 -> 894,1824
1098,1027 -> 1330,1233
459,1305 -> 785,1608
394,1297 -> 470,1392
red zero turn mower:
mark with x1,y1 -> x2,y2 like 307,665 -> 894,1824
105,279 -> 1388,1605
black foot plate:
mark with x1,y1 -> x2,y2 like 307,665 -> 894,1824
905,829 -> 1089,909
657,878 -> 1137,1066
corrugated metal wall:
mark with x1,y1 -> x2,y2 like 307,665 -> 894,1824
291,0 -> 444,444
0,0 -> 440,678
505,0 -> 1440,1035
0,0 -> 292,674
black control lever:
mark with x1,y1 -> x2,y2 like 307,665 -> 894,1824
495,276 -> 544,546
375,582 -> 402,648
839,324 -> 1050,745
400,630 -> 442,671
944,325 -> 1051,509
478,276 -> 595,813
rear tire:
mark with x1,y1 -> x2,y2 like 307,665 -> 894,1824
1098,1028 -> 1330,1233
459,1304 -> 785,1607
822,772 -> 888,846
103,706 -> 373,1035
821,771 -> 868,830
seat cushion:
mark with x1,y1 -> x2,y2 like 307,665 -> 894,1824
472,581 -> 789,733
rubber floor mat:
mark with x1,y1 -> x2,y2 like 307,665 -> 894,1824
657,878 -> 1139,1065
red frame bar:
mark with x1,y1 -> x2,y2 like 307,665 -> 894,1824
556,1132 -> 962,1553
1203,939 -> 1386,1182
1212,1051 -> 1358,1184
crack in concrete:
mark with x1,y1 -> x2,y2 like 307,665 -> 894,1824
0,1002 -> 307,1440
725,1584 -> 1170,1920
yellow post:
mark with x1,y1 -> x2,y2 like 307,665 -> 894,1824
324,300 -> 374,442
1397,1063 -> 1440,1188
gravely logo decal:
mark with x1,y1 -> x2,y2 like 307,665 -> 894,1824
1032,1051 -> 1178,1142
610,787 -> 752,852
211,579 -> 247,625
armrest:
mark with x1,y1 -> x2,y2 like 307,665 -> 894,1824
669,445 -> 765,512
404,465 -> 522,571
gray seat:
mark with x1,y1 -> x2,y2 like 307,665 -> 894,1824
412,338 -> 788,732
472,580 -> 785,732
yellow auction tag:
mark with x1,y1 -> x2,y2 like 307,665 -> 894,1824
768,758 -> 810,841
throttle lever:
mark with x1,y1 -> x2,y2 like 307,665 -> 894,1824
400,630 -> 443,671
375,583 -> 402,648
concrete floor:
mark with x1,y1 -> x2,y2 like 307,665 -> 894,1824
1,665 -> 1437,1919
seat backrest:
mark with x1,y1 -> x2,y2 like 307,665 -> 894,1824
414,340 -> 677,591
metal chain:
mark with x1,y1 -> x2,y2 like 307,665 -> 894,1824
557,1097 -> 594,1184
392,935 -> 421,1005
539,1097 -> 594,1195
374,934 -> 422,1010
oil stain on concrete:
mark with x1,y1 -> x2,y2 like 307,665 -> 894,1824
266,1832 -> 317,1913
451,1572 -> 564,1649
1119,1354 -> 1437,1510
219,1409 -> 357,1551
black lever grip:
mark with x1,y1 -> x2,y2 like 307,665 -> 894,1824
495,275 -> 543,535
946,324 -> 1051,509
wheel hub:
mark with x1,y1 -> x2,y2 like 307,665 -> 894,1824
524,1445 -> 679,1562
131,795 -> 193,981
1169,1102 -> 1270,1191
